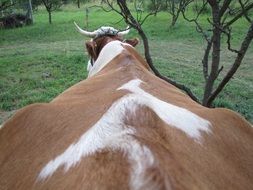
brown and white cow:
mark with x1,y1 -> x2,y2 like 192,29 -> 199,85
0,23 -> 253,190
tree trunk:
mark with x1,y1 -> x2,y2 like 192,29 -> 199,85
171,16 -> 177,26
48,10 -> 52,24
171,0 -> 176,26
77,0 -> 80,8
203,3 -> 221,106
202,39 -> 212,82
206,22 -> 253,106
28,0 -> 33,24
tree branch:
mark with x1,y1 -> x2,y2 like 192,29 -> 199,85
224,2 -> 253,28
219,0 -> 232,18
181,1 -> 210,42
239,0 -> 252,23
207,22 -> 253,106
208,18 -> 240,53
224,27 -> 240,53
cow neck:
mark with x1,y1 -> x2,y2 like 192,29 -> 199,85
88,40 -> 125,77
93,36 -> 122,62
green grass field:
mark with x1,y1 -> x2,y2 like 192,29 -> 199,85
0,3 -> 252,124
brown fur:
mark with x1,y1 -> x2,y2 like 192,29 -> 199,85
0,36 -> 253,190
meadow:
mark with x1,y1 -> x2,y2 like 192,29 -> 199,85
0,3 -> 252,124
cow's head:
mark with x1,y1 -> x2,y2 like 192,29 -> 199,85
74,22 -> 139,72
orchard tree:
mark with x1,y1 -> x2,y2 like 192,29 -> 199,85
74,0 -> 91,8
41,0 -> 62,24
148,0 -> 194,26
103,0 -> 199,102
182,0 -> 253,106
166,0 -> 193,26
102,0 -> 252,107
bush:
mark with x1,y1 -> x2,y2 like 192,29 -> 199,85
0,13 -> 32,29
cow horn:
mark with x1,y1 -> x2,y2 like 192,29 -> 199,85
74,22 -> 97,37
118,26 -> 130,36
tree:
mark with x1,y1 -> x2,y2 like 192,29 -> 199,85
41,0 -> 62,24
102,0 -> 200,102
166,0 -> 193,26
77,0 -> 80,8
102,0 -> 252,108
182,0 -> 253,106
147,0 -> 194,27
73,0 -> 90,9
27,0 -> 33,24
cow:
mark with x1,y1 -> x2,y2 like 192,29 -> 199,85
0,23 -> 253,190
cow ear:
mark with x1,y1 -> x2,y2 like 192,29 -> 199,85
125,38 -> 139,47
85,41 -> 97,60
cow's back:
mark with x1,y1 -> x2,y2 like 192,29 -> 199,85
1,52 -> 253,190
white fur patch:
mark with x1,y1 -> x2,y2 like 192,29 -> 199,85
38,89 -> 155,188
38,78 -> 211,189
88,40 -> 125,77
118,79 -> 212,140
87,60 -> 92,72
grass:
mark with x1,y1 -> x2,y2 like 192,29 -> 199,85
0,3 -> 252,124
